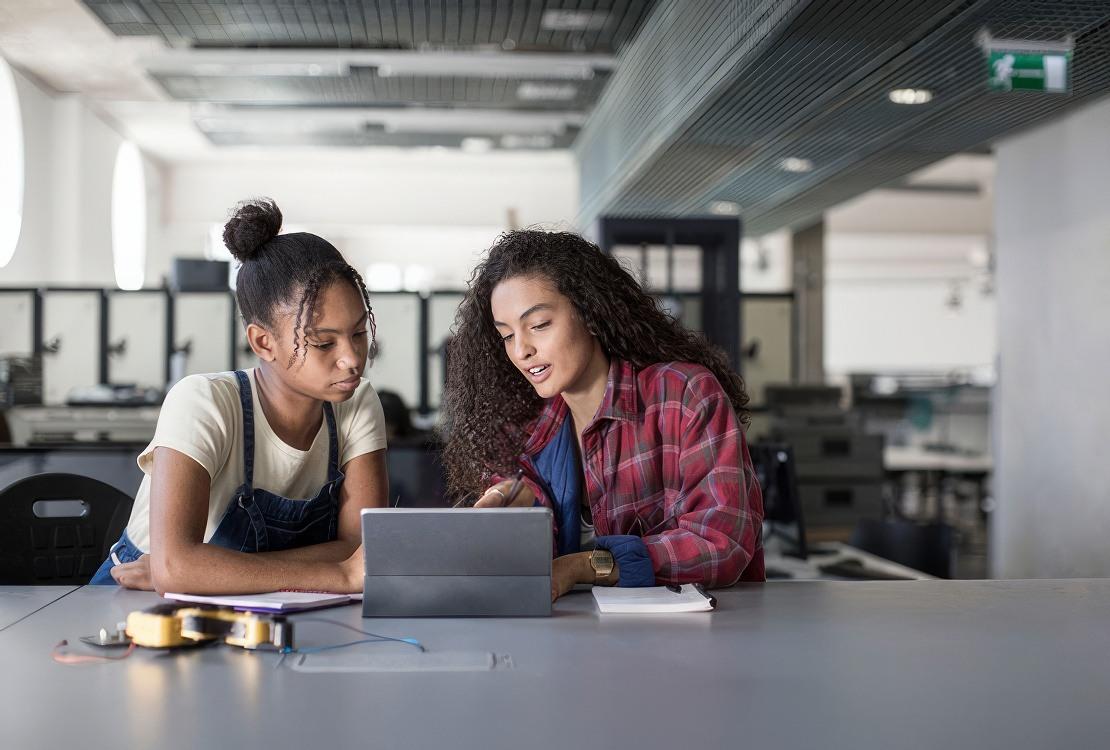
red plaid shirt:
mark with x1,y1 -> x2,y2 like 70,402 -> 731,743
513,358 -> 765,586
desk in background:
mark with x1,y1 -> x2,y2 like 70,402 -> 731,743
0,585 -> 78,631
2,580 -> 1107,749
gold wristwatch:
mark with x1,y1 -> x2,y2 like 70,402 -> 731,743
588,549 -> 615,583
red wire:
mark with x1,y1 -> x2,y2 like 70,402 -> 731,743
52,640 -> 135,665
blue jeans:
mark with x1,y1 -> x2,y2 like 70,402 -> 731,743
89,530 -> 144,585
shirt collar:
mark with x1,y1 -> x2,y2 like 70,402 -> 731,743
594,357 -> 639,424
523,358 -> 639,454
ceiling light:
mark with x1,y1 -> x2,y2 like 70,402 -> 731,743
461,137 -> 494,153
708,201 -> 740,216
517,83 -> 578,101
146,50 -> 609,82
780,157 -> 814,173
500,134 -> 555,149
888,88 -> 934,105
541,10 -> 608,31
189,61 -> 347,77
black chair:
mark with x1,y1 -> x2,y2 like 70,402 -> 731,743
850,519 -> 955,579
0,473 -> 134,584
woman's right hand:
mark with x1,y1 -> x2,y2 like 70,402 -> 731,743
473,479 -> 535,508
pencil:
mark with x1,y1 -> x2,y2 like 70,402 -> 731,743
502,469 -> 525,507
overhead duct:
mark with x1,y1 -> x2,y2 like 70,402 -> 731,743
576,0 -> 1110,235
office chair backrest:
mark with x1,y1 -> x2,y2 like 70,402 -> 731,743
850,519 -> 955,579
0,472 -> 134,584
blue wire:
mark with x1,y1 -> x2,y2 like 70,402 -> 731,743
284,617 -> 425,654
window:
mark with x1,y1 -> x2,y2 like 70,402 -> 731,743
111,141 -> 147,290
0,57 -> 23,268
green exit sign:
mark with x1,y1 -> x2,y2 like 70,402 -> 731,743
987,50 -> 1071,93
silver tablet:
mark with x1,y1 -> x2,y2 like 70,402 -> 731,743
360,507 -> 553,617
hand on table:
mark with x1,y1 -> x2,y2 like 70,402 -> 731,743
110,554 -> 155,591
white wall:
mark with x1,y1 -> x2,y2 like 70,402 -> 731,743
824,233 -> 996,374
992,95 -> 1110,579
823,155 -> 996,377
0,66 -> 579,292
1,66 -> 129,287
156,151 -> 579,290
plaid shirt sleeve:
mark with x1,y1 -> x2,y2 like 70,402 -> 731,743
643,373 -> 763,586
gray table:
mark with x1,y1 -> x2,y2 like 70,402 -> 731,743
2,580 -> 1109,749
0,585 -> 78,631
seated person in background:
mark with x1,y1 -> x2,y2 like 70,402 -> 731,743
441,230 -> 765,601
90,198 -> 387,594
376,388 -> 432,448
377,389 -> 414,442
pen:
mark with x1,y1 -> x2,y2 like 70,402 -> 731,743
502,469 -> 525,507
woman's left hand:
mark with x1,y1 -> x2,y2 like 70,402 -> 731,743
551,554 -> 588,602
110,554 -> 156,591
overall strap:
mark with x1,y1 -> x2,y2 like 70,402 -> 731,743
323,401 -> 341,481
232,370 -> 256,490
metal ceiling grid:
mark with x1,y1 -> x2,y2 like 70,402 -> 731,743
574,0 -> 810,227
152,68 -> 611,110
195,121 -> 580,148
80,1 -> 654,53
582,0 -> 1110,235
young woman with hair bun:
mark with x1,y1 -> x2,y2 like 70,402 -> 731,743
442,230 -> 765,601
91,198 -> 386,594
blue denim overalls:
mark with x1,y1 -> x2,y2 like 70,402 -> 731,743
90,370 -> 344,584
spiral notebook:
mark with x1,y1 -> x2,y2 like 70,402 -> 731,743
592,584 -> 717,614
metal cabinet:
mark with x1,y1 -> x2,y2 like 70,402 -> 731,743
107,290 -> 168,388
428,293 -> 464,410
40,291 -> 101,405
172,292 -> 234,379
741,295 -> 795,407
0,290 -> 34,356
366,293 -> 421,408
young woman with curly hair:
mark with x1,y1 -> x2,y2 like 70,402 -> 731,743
441,230 -> 764,601
90,199 -> 386,594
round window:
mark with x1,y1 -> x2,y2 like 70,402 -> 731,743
111,141 -> 147,290
0,57 -> 24,268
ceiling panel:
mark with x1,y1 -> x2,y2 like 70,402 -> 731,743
152,67 -> 611,110
578,0 -> 1110,234
81,1 -> 654,54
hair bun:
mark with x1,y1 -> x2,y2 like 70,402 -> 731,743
223,198 -> 283,263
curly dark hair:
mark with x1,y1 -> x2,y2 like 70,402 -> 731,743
440,229 -> 750,498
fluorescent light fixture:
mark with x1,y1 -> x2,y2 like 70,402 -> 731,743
193,106 -> 580,137
0,56 -> 23,268
500,134 -> 555,149
374,53 -> 598,80
709,201 -> 741,216
888,88 -> 934,104
461,137 -> 494,153
146,50 -> 610,82
780,157 -> 814,173
517,83 -> 578,101
185,60 -> 347,77
541,10 -> 609,31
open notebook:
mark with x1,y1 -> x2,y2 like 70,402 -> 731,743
592,584 -> 717,614
164,591 -> 361,613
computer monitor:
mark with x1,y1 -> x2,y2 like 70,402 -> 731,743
750,441 -> 808,559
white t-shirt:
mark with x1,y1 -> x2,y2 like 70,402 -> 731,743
123,369 -> 388,552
